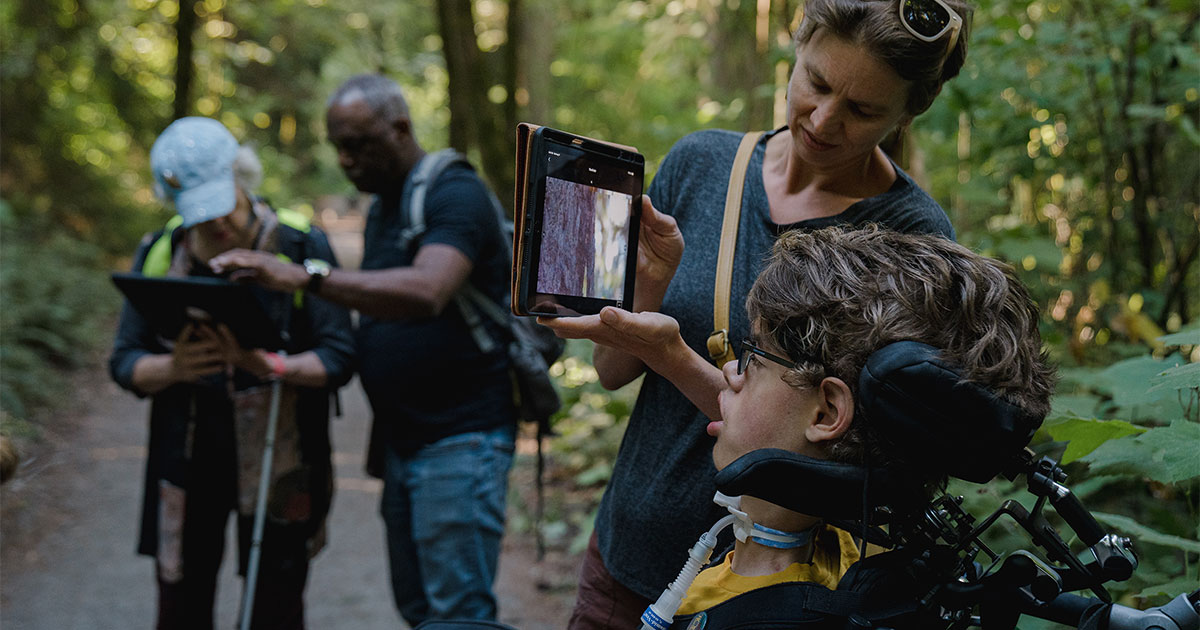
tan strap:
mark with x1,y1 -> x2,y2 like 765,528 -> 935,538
707,131 -> 764,366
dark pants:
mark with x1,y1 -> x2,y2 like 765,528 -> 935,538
155,496 -> 311,630
567,531 -> 653,630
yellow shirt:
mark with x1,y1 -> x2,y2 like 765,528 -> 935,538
676,525 -> 860,616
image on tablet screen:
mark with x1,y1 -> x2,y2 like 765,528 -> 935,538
536,176 -> 632,301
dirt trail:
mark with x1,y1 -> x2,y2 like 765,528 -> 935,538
0,215 -> 580,629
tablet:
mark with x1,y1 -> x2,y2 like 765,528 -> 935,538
112,272 -> 286,350
513,124 -> 644,317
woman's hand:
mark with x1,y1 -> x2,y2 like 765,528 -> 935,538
211,324 -> 278,381
540,308 -> 724,417
169,323 -> 226,383
539,307 -> 683,368
539,197 -> 685,390
631,195 -> 684,311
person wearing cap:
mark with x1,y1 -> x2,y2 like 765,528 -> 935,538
210,75 -> 518,625
109,116 -> 355,629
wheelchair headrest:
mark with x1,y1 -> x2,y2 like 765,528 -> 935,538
714,342 -> 1044,519
713,449 -> 925,520
858,341 -> 1043,484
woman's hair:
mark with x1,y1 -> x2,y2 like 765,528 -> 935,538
232,145 -> 263,193
746,226 -> 1055,474
794,0 -> 973,116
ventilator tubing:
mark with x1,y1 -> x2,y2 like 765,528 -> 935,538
638,514 -> 737,630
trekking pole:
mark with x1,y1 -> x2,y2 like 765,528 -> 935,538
238,350 -> 286,630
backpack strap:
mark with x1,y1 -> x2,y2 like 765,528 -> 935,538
399,149 -> 471,252
398,148 -> 509,353
455,293 -> 501,354
143,215 -> 185,277
706,131 -> 764,367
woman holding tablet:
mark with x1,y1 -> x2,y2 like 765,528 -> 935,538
542,0 -> 972,626
109,117 -> 354,629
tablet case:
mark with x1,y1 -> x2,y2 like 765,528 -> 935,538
512,123 -> 641,315
112,272 -> 286,350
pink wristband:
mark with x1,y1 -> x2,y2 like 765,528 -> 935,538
264,352 -> 286,380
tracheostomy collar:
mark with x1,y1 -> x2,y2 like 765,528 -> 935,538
713,491 -> 818,549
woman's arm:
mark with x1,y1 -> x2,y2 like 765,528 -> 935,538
211,324 -> 332,387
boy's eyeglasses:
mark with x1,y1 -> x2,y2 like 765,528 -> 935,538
736,338 -> 822,375
898,0 -> 963,53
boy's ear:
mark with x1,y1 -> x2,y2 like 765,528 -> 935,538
805,376 -> 855,444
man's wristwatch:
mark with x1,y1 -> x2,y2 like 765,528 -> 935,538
303,258 -> 331,294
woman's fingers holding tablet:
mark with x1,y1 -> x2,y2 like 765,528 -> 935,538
636,195 -> 684,288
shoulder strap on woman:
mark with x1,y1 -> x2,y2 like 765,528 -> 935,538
707,130 -> 764,367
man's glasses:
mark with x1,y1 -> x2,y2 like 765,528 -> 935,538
898,0 -> 963,53
736,338 -> 822,375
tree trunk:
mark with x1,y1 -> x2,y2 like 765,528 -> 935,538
436,0 -> 516,213
437,0 -> 479,157
173,0 -> 199,122
709,0 -> 772,131
520,0 -> 555,129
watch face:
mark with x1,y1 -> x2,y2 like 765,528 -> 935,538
305,258 -> 331,276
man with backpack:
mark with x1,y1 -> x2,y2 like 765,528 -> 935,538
211,74 -> 521,625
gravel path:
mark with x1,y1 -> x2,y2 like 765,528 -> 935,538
0,215 -> 579,629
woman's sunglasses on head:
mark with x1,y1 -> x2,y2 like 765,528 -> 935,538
899,0 -> 963,53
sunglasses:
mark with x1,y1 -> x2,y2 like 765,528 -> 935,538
736,338 -> 823,376
898,0 -> 963,52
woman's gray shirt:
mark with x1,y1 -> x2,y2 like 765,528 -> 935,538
595,127 -> 955,599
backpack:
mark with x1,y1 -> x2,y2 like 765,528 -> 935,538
401,149 -> 566,559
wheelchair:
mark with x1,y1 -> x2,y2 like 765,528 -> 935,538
421,342 -> 1200,630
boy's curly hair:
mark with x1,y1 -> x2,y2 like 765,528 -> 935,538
746,226 -> 1055,472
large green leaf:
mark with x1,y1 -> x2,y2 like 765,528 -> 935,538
1097,356 -> 1186,407
1147,362 -> 1200,395
1081,421 -> 1200,484
1045,418 -> 1147,464
1157,327 -> 1200,347
1047,394 -> 1102,419
1090,512 -> 1200,554
1135,576 -> 1200,600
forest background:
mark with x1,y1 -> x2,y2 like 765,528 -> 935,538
1,0 -> 1197,622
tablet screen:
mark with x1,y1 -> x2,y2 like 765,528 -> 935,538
520,129 -> 642,316
537,176 -> 633,301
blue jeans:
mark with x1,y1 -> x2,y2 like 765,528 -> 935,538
380,425 -> 515,626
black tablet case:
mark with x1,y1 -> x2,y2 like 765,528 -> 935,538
112,272 -> 286,350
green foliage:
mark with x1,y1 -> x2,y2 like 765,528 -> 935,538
547,339 -> 640,487
2,0 -> 1198,612
0,201 -> 120,420
1044,417 -> 1146,463
1081,420 -> 1200,484
1022,334 -> 1199,614
1091,512 -> 1200,554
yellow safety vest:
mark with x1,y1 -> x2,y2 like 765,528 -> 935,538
141,208 -> 313,307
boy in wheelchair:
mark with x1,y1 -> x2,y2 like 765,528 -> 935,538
420,226 -> 1196,630
642,225 -> 1057,629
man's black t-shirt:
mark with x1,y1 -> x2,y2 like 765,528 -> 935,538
356,163 -> 516,454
